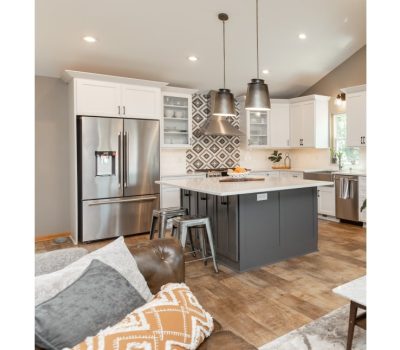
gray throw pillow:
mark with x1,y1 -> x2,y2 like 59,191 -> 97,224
35,259 -> 146,350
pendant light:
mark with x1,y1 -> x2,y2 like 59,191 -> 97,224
245,0 -> 271,111
213,13 -> 236,117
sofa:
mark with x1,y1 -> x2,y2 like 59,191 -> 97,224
35,238 -> 256,350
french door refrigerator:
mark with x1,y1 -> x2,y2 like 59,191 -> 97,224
77,116 -> 160,242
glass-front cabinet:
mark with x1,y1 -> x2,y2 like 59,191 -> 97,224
248,111 -> 269,147
161,90 -> 194,148
238,95 -> 270,149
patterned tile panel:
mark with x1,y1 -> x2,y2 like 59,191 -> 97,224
186,94 -> 240,172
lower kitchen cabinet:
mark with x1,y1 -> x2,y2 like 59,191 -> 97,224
160,174 -> 205,208
358,176 -> 366,222
279,171 -> 303,179
317,186 -> 336,216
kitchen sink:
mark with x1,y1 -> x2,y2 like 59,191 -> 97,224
303,170 -> 335,181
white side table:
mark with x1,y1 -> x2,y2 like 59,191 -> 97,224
333,276 -> 366,350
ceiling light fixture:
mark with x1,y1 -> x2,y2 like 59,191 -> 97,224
335,92 -> 346,106
245,0 -> 271,111
298,33 -> 307,40
262,69 -> 270,75
83,36 -> 96,43
213,13 -> 236,117
187,56 -> 198,62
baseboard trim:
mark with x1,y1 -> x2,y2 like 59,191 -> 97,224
35,232 -> 71,242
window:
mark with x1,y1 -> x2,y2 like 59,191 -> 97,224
331,114 -> 360,168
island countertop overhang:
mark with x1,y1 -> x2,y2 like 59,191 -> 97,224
156,177 -> 334,196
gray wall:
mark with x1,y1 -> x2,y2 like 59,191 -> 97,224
300,45 -> 366,114
35,76 -> 70,237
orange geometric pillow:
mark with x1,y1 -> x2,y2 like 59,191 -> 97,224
69,283 -> 214,350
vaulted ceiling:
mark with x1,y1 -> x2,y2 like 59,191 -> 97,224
36,0 -> 366,98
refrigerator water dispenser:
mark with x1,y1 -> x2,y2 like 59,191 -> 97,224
95,151 -> 116,176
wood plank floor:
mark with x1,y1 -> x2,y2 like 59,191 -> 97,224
35,220 -> 366,347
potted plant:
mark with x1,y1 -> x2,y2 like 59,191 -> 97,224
330,148 -> 337,164
268,150 -> 283,169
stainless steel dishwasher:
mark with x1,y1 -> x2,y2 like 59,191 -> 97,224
335,175 -> 359,221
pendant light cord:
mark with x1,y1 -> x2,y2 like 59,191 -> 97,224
256,0 -> 259,79
222,19 -> 226,89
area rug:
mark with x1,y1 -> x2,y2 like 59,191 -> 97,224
259,305 -> 366,350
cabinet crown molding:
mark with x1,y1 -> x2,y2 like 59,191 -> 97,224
62,70 -> 168,88
341,84 -> 366,94
289,94 -> 331,104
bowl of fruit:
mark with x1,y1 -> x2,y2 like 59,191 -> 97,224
227,167 -> 250,178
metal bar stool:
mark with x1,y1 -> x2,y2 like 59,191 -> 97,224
149,207 -> 188,240
171,215 -> 219,273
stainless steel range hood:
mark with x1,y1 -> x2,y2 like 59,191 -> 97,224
199,91 -> 244,136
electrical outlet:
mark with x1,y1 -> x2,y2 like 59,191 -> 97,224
257,193 -> 268,201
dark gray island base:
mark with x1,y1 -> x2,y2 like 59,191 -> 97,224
181,187 -> 318,272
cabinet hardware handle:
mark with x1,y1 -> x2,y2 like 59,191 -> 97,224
118,106 -> 121,115
221,197 -> 228,205
317,190 -> 320,197
201,196 -> 207,201
123,106 -> 126,115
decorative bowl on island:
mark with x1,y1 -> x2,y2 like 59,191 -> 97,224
227,167 -> 250,178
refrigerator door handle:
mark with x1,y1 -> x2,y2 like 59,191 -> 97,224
124,131 -> 128,187
88,196 -> 158,206
118,132 -> 122,188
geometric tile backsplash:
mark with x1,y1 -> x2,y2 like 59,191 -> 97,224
186,93 -> 241,172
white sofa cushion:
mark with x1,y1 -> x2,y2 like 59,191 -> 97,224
35,237 -> 153,306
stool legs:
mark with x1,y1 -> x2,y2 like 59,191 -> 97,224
158,213 -> 168,239
204,218 -> 219,273
149,213 -> 158,240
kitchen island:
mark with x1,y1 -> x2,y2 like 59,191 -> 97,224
157,176 -> 333,271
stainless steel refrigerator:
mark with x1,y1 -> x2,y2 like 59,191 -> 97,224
77,116 -> 160,242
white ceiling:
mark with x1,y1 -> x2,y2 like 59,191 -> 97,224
35,0 -> 366,98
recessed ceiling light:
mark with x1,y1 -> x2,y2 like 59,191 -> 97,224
187,56 -> 198,62
298,33 -> 307,40
344,17 -> 349,23
83,36 -> 96,43
262,69 -> 269,75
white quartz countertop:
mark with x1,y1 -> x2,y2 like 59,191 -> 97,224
332,276 -> 366,306
156,177 -> 333,196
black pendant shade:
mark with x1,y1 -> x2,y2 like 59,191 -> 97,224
213,88 -> 236,116
245,79 -> 271,111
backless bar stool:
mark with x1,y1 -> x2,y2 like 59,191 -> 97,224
171,215 -> 219,273
149,207 -> 188,240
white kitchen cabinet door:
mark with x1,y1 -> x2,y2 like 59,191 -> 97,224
270,102 -> 290,148
289,103 -> 303,147
121,84 -> 161,119
161,186 -> 181,208
301,102 -> 316,148
289,96 -> 329,148
346,91 -> 366,147
358,176 -> 366,222
318,186 -> 335,216
76,79 -> 121,117
279,171 -> 303,179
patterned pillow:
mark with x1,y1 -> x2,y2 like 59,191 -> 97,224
69,283 -> 214,350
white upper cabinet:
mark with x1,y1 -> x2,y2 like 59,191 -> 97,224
342,85 -> 366,147
73,76 -> 163,119
289,95 -> 330,148
76,79 -> 121,117
238,96 -> 270,149
121,84 -> 161,119
161,87 -> 197,148
269,100 -> 290,148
